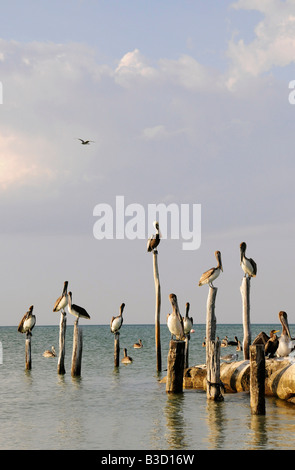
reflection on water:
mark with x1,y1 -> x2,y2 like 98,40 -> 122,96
206,400 -> 226,449
164,393 -> 186,449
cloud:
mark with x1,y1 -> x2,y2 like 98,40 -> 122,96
227,0 -> 295,87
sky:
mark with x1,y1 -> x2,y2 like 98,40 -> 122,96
1,0 -> 295,327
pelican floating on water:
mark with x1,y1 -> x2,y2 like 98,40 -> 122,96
121,348 -> 133,364
227,336 -> 239,346
221,336 -> 228,347
133,339 -> 143,349
183,302 -> 193,339
276,311 -> 293,357
167,293 -> 185,340
78,138 -> 94,145
53,281 -> 68,314
264,330 -> 280,358
198,251 -> 223,287
67,292 -> 91,321
18,305 -> 36,335
110,303 -> 125,335
43,346 -> 56,358
240,242 -> 257,278
147,221 -> 161,253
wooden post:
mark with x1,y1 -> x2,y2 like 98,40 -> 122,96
114,333 -> 120,367
250,344 -> 265,415
71,320 -> 83,377
57,311 -> 67,375
240,277 -> 251,360
166,340 -> 185,393
205,286 -> 223,401
184,336 -> 189,369
25,333 -> 32,370
153,250 -> 162,372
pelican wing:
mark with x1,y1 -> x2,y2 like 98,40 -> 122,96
53,295 -> 62,312
17,312 -> 27,333
249,258 -> 257,276
198,267 -> 215,286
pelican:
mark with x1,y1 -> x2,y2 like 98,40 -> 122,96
240,242 -> 257,278
43,346 -> 56,358
53,281 -> 68,313
183,302 -> 193,339
221,336 -> 228,347
167,293 -> 185,340
121,348 -> 133,364
18,305 -> 36,335
67,292 -> 91,321
236,340 -> 243,351
147,221 -> 161,253
133,339 -> 143,349
110,303 -> 125,335
198,251 -> 223,287
78,138 -> 94,145
264,330 -> 280,358
227,336 -> 239,346
276,311 -> 293,357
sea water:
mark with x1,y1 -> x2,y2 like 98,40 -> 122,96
1,323 -> 295,450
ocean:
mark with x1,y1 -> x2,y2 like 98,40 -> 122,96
1,322 -> 295,451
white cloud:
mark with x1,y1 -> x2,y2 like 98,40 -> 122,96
227,0 -> 295,87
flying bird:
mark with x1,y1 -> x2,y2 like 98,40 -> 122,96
77,138 -> 95,145
240,242 -> 257,278
198,251 -> 223,287
18,305 -> 36,335
147,221 -> 161,253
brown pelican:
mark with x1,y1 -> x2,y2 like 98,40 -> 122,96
53,281 -> 68,313
121,348 -> 133,364
276,311 -> 292,357
264,330 -> 279,358
78,138 -> 94,145
110,303 -> 125,335
167,293 -> 185,340
147,221 -> 161,253
221,336 -> 228,347
227,336 -> 239,346
198,251 -> 223,287
67,292 -> 91,321
240,242 -> 257,278
18,305 -> 36,335
183,302 -> 193,339
133,339 -> 143,349
43,346 -> 56,358
236,340 -> 243,351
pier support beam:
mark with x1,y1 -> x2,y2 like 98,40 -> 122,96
240,277 -> 251,360
166,340 -> 185,393
57,311 -> 67,375
71,320 -> 83,377
250,344 -> 265,415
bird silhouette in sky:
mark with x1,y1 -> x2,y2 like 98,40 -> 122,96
77,138 -> 95,145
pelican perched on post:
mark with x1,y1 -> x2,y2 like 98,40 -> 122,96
183,302 -> 193,339
276,311 -> 293,357
240,242 -> 257,278
18,305 -> 36,335
167,293 -> 185,340
43,346 -> 56,358
53,281 -> 68,314
67,292 -> 90,322
147,221 -> 161,253
110,303 -> 125,335
198,251 -> 223,287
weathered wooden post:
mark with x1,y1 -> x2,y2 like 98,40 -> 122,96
250,344 -> 265,415
57,311 -> 67,375
25,333 -> 32,370
206,286 -> 223,401
71,320 -> 83,377
153,250 -> 162,372
166,340 -> 185,393
240,276 -> 251,360
114,333 -> 120,367
184,337 -> 189,369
